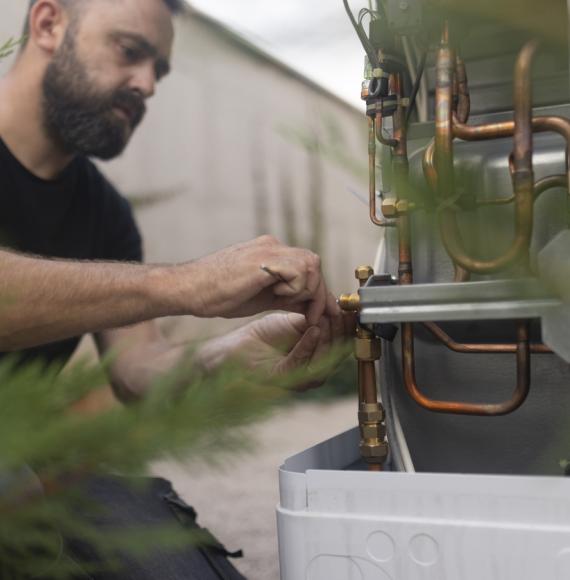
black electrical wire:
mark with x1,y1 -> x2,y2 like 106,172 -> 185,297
343,0 -> 380,69
405,49 -> 428,126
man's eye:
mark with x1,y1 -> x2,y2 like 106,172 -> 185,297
120,45 -> 141,61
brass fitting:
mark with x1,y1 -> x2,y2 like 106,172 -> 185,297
354,336 -> 381,361
361,422 -> 387,441
338,266 -> 374,312
339,292 -> 360,312
358,401 -> 388,464
355,265 -> 374,285
341,265 -> 389,470
360,440 -> 389,462
381,198 -> 415,218
359,402 -> 385,423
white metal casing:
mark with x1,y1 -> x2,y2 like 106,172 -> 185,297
277,427 -> 570,580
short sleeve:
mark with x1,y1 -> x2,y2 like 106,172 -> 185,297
100,189 -> 144,263
85,162 -> 144,264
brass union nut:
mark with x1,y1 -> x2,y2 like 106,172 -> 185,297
355,265 -> 374,283
360,423 -> 386,440
359,403 -> 385,423
382,199 -> 415,217
360,441 -> 389,461
358,410 -> 385,424
381,198 -> 398,217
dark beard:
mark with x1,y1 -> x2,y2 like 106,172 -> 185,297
42,32 -> 146,160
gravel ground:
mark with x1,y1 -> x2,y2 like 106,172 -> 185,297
151,398 -> 356,580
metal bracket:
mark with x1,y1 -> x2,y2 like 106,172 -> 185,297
359,278 -> 560,324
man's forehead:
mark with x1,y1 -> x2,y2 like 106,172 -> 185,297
80,0 -> 174,57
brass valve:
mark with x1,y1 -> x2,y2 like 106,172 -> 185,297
340,265 -> 389,470
338,266 -> 373,312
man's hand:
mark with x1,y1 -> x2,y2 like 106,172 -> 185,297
195,312 -> 352,391
159,236 -> 339,325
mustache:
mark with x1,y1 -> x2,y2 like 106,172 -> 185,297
111,90 -> 146,127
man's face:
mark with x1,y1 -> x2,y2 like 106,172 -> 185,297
42,0 -> 174,160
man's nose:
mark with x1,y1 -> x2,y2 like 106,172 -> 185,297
129,63 -> 156,99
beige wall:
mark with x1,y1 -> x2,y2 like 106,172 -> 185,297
1,6 -> 379,340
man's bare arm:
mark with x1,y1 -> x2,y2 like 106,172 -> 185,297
0,235 -> 336,351
0,250 -> 170,351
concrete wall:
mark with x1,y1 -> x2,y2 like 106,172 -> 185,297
1,6 -> 379,340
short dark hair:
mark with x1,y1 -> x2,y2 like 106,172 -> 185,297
23,0 -> 184,42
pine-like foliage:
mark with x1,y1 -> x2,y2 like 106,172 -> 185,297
0,352 -> 304,579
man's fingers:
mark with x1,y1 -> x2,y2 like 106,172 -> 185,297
264,250 -> 321,297
311,317 -> 332,363
326,293 -> 345,341
274,326 -> 320,375
305,278 -> 327,326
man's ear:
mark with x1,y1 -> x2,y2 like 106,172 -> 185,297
28,0 -> 68,55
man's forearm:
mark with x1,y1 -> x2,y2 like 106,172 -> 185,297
0,250 -> 183,351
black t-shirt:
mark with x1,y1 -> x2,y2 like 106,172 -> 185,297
0,138 -> 143,367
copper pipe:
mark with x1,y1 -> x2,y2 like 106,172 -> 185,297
534,174 -> 567,199
392,74 -> 408,162
454,56 -> 470,124
358,346 -> 379,404
402,321 -> 531,415
400,27 -> 533,416
423,321 -> 552,354
368,116 -> 397,228
393,81 -> 413,287
453,118 -> 570,191
476,174 -> 567,206
375,111 -> 399,148
434,40 -> 537,274
423,139 -> 437,192
453,263 -> 471,282
368,116 -> 382,226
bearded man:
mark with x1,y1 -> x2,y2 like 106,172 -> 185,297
0,0 -> 346,577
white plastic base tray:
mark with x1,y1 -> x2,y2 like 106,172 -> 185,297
277,427 -> 570,580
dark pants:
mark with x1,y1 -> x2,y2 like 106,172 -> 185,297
59,476 -> 247,580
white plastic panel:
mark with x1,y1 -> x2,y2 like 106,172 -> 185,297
278,429 -> 570,580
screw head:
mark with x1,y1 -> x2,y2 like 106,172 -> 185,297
399,0 -> 409,10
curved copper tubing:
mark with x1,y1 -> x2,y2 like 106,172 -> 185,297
368,116 -> 382,226
399,28 -> 533,416
402,321 -> 531,416
423,321 -> 552,354
454,56 -> 470,124
534,174 -> 567,199
368,116 -> 397,228
375,112 -> 399,148
454,118 -> 570,192
453,264 -> 471,282
434,40 -> 538,274
423,139 -> 437,192
476,174 -> 567,206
